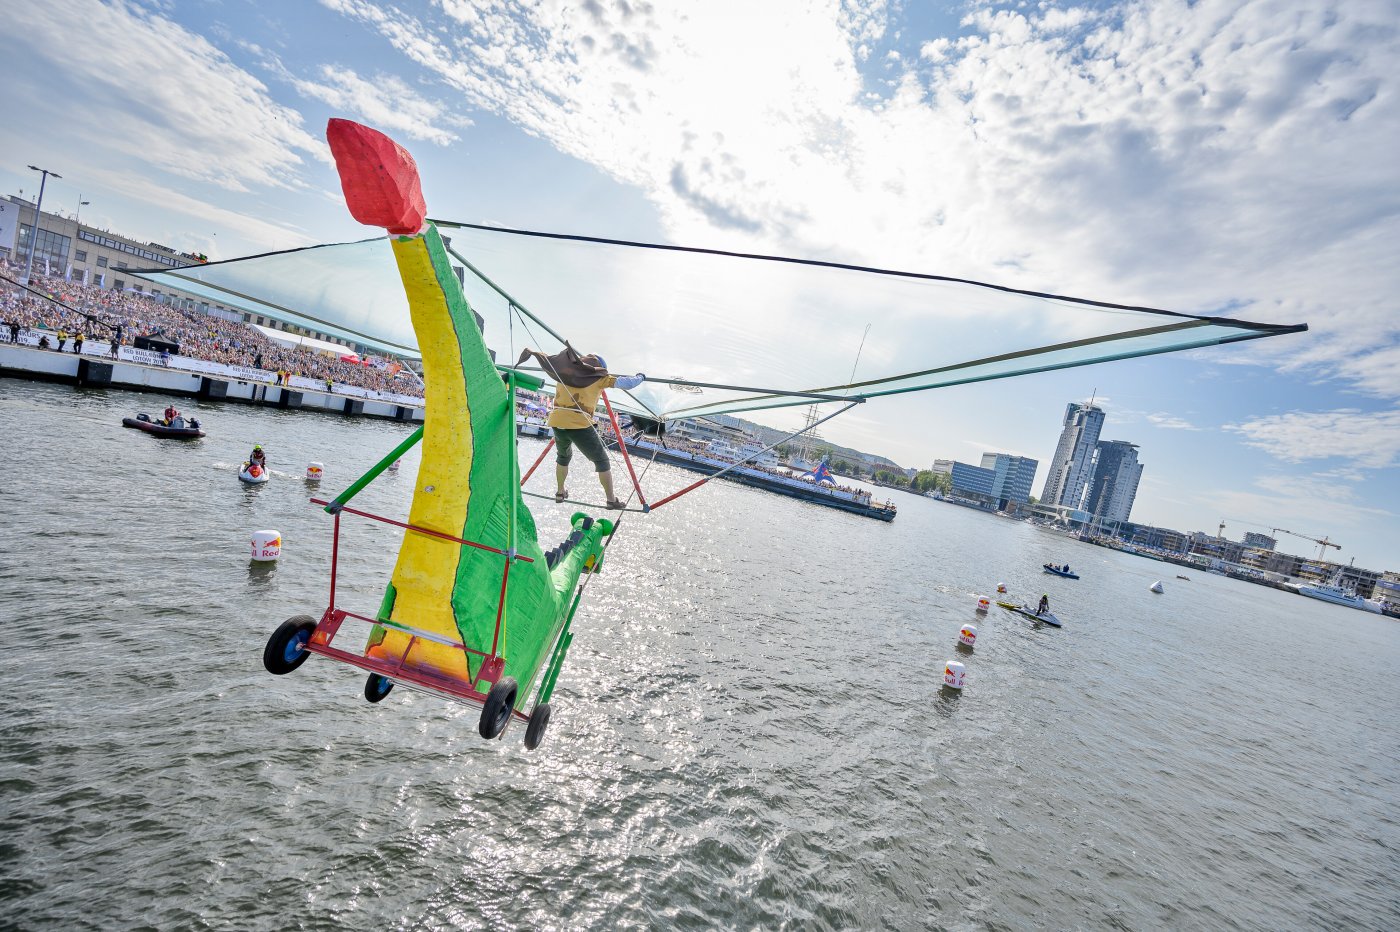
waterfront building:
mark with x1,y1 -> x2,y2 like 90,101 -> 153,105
979,453 -> 1039,506
1243,531 -> 1277,550
1262,551 -> 1305,577
1375,572 -> 1400,608
1085,440 -> 1143,525
949,461 -> 995,498
1027,502 -> 1092,527
1128,524 -> 1189,553
1040,401 -> 1105,508
1189,532 -> 1245,564
0,194 -> 402,359
3,195 -> 200,291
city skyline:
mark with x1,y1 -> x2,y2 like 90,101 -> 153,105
1,0 -> 1396,567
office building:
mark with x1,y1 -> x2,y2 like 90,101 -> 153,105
979,453 -> 1039,506
1085,440 -> 1143,525
949,461 -> 995,498
1040,401 -> 1105,508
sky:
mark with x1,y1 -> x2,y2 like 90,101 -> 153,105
1,0 -> 1397,569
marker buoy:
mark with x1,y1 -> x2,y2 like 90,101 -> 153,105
943,660 -> 966,689
251,529 -> 282,562
958,625 -> 977,648
306,462 -> 324,481
976,596 -> 990,613
1149,580 -> 1164,594
996,582 -> 1007,594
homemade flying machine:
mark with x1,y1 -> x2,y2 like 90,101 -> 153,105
259,120 -> 637,750
146,118 -> 1307,751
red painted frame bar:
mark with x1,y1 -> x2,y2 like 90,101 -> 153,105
491,559 -> 511,657
308,609 -> 528,722
601,390 -> 649,509
310,497 -> 534,562
520,438 -> 555,485
328,510 -> 341,613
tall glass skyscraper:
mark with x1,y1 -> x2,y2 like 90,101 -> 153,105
1085,440 -> 1143,524
1039,402 -> 1105,508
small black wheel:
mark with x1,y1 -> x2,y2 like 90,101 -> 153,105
478,677 -> 518,739
524,702 -> 552,751
364,673 -> 394,703
263,615 -> 317,675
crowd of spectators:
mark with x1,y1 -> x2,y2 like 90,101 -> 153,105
0,262 -> 423,399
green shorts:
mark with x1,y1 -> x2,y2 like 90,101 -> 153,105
553,426 -> 611,473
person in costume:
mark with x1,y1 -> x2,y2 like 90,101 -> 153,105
517,345 -> 643,509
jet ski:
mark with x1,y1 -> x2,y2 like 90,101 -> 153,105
239,461 -> 270,484
996,600 -> 1063,627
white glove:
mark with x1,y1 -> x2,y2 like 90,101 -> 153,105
615,373 -> 645,390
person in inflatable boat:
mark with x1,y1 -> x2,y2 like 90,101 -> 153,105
163,405 -> 179,426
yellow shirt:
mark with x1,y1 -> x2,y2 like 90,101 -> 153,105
547,376 -> 617,429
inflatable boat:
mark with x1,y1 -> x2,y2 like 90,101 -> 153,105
122,413 -> 205,439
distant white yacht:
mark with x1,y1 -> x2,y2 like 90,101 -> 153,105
1296,577 -> 1382,613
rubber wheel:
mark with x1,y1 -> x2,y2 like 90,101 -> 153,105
524,702 -> 552,751
478,677 -> 518,739
263,615 -> 317,675
364,673 -> 394,703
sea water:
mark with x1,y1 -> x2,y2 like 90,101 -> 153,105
2,380 -> 1397,929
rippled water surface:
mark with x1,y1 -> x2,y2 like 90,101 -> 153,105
2,380 -> 1398,930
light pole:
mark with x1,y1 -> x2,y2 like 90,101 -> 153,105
75,196 -> 90,229
22,165 -> 61,286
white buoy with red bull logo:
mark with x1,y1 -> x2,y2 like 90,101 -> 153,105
958,624 -> 978,648
306,462 -> 324,481
943,660 -> 966,689
996,582 -> 1007,594
251,529 -> 282,562
976,596 -> 990,613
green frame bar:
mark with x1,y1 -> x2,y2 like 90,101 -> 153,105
324,425 -> 424,513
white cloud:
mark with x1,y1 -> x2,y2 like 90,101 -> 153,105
288,64 -> 471,146
79,166 -> 316,256
1,0 -> 328,193
319,0 -> 1400,399
1147,412 -> 1201,430
1225,407 -> 1400,469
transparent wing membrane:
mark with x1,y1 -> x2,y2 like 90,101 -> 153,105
134,223 -> 1305,423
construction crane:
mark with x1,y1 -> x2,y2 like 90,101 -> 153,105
1272,528 -> 1342,561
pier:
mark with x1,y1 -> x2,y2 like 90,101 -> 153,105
0,337 -> 424,423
